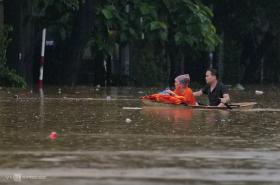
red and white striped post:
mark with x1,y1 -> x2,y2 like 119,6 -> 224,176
38,28 -> 47,89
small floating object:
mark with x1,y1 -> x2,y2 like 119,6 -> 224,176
137,91 -> 144,94
96,85 -> 101,91
14,95 -> 19,99
49,132 -> 57,140
125,118 -> 132,123
233,83 -> 245,91
58,88 -> 62,94
255,90 -> 264,95
123,107 -> 142,110
106,96 -> 112,101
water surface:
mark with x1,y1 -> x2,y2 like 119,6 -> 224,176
0,86 -> 279,185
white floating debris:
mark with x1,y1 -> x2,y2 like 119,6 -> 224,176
137,91 -> 144,94
125,118 -> 132,123
58,88 -> 62,94
123,107 -> 142,110
255,90 -> 264,95
106,96 -> 112,100
234,83 -> 245,91
96,84 -> 101,88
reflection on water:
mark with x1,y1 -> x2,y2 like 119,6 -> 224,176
39,89 -> 45,128
0,86 -> 280,185
142,107 -> 195,129
142,106 -> 231,131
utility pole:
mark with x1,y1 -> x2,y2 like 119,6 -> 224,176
38,28 -> 46,90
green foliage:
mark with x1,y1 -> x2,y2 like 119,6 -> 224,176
0,26 -> 27,88
131,45 -> 168,86
33,0 -> 220,85
0,26 -> 11,67
84,0 -> 219,85
37,0 -> 219,58
94,0 -> 219,50
0,67 -> 27,88
38,0 -> 80,42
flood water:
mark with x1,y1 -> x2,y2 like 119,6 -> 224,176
0,86 -> 280,185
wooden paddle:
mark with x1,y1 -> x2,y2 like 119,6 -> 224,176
224,103 -> 232,110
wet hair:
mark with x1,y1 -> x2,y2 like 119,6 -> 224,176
207,68 -> 219,79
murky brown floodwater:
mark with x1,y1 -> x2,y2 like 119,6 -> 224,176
0,86 -> 280,185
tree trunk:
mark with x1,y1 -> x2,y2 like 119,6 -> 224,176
180,49 -> 185,74
242,32 -> 272,83
93,51 -> 105,86
4,0 -> 36,86
218,31 -> 224,81
168,47 -> 177,86
167,33 -> 177,86
0,1 -> 3,25
260,57 -> 264,84
105,55 -> 112,86
209,52 -> 213,69
120,44 -> 130,76
65,0 -> 94,86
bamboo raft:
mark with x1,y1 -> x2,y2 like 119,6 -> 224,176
142,99 -> 257,110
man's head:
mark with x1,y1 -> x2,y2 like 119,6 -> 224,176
175,74 -> 190,88
205,69 -> 219,85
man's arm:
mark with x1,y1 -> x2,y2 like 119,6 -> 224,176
193,90 -> 203,97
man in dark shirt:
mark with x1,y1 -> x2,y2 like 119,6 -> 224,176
193,69 -> 230,107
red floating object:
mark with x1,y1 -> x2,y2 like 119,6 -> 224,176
49,132 -> 57,140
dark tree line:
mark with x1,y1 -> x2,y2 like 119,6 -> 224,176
1,0 -> 280,87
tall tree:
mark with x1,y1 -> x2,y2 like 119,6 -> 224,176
4,0 -> 38,85
65,0 -> 95,86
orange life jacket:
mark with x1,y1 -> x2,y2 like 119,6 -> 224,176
141,87 -> 196,105
173,87 -> 197,105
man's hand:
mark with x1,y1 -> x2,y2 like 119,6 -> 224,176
220,94 -> 230,104
193,90 -> 203,97
219,98 -> 228,104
